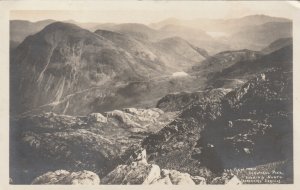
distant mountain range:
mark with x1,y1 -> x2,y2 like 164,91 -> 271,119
150,15 -> 291,33
10,19 -> 55,47
10,15 -> 292,53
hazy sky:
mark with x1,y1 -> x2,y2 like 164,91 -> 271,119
10,1 -> 298,24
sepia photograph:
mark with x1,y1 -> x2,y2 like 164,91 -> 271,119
0,0 -> 299,187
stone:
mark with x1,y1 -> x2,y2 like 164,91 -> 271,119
88,113 -> 107,123
31,170 -> 100,185
101,162 -> 161,185
226,175 -> 242,185
191,176 -> 206,185
168,170 -> 195,185
150,175 -> 173,185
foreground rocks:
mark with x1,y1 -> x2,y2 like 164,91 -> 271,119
10,108 -> 176,184
101,149 -> 206,185
32,170 -> 100,185
211,173 -> 242,185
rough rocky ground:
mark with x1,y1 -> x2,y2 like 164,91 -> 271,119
142,68 -> 293,183
101,149 -> 207,185
31,170 -> 100,185
157,88 -> 231,112
10,108 -> 176,184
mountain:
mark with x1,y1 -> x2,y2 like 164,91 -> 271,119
94,23 -> 161,41
150,15 -> 292,52
262,37 -> 293,54
10,22 -> 206,116
208,44 -> 292,88
188,49 -> 263,90
142,66 -> 293,183
226,21 -> 292,50
157,24 -> 228,54
191,49 -> 262,75
151,15 -> 291,34
10,19 -> 55,46
154,37 -> 207,67
93,22 -> 229,54
158,24 -> 213,41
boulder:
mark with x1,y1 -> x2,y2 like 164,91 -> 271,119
31,170 -> 100,185
105,110 -> 142,129
87,113 -> 107,123
150,175 -> 173,185
191,176 -> 206,185
226,175 -> 242,185
101,162 -> 161,184
167,170 -> 195,185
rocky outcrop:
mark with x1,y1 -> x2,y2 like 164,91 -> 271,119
104,108 -> 168,133
101,148 -> 160,184
31,170 -> 100,185
157,88 -> 231,112
102,162 -> 161,184
102,149 -> 206,185
142,67 -> 293,183
9,108 -> 176,184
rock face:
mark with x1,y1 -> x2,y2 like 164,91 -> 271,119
142,66 -> 293,183
9,108 -> 176,184
102,162 -> 161,184
101,149 -> 206,185
157,88 -> 231,112
104,108 -> 168,133
31,170 -> 100,185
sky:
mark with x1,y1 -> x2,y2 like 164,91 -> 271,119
10,1 -> 299,24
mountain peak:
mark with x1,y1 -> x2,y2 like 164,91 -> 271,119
240,14 -> 291,22
41,21 -> 83,33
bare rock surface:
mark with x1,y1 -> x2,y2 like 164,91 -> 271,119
102,162 -> 161,185
102,149 -> 206,185
142,67 -> 293,183
32,170 -> 100,185
10,108 -> 176,184
157,88 -> 231,112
